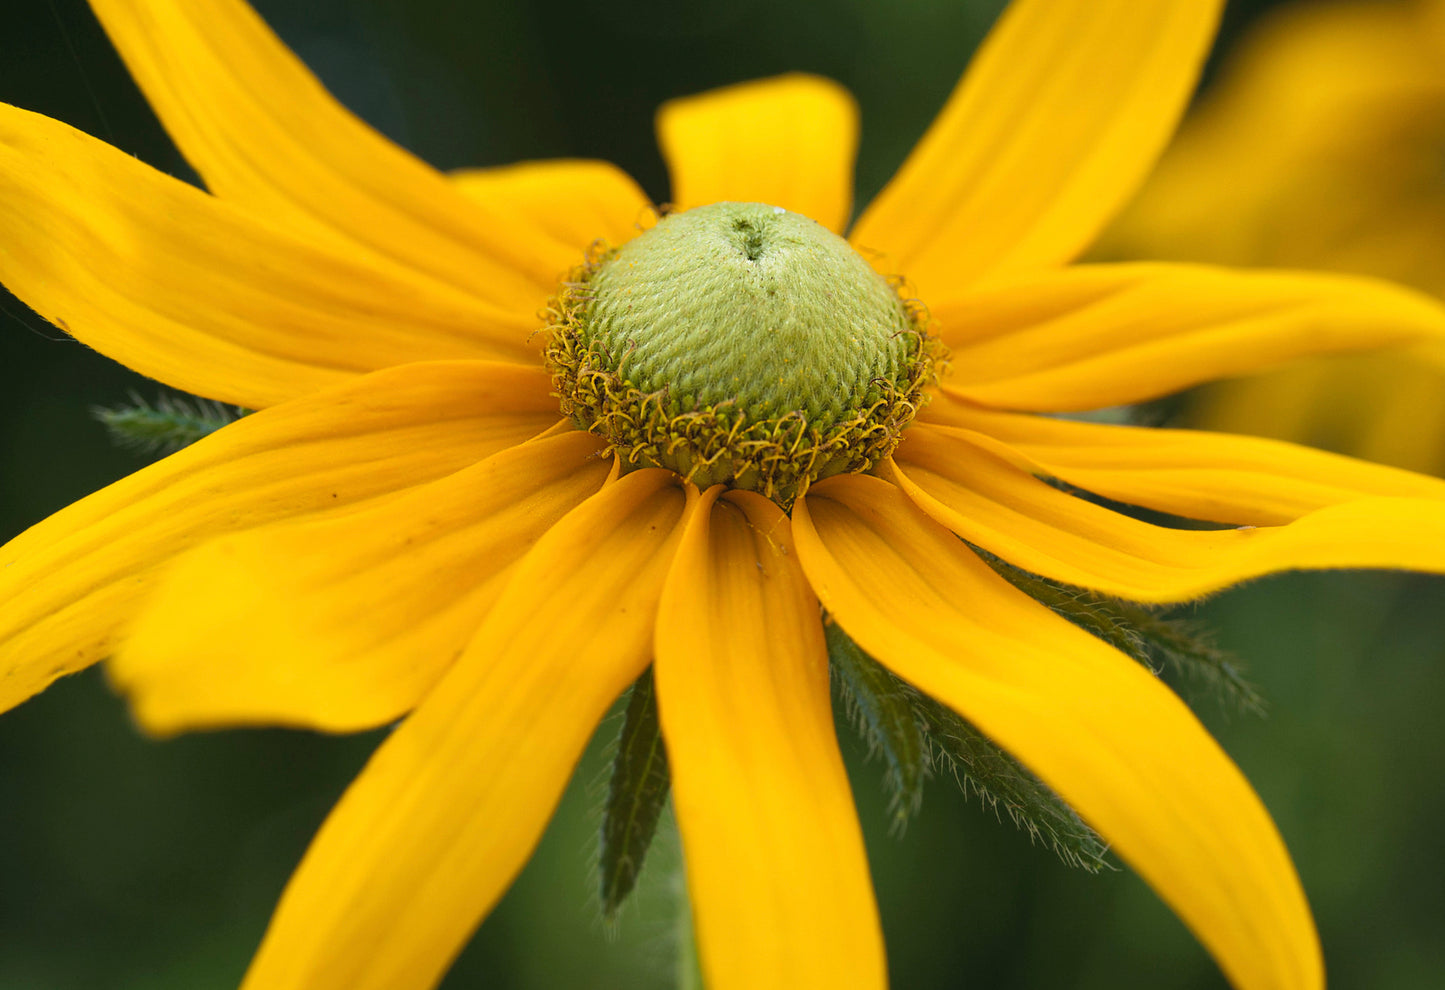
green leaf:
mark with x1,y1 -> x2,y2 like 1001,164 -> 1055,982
826,619 -> 928,832
599,666 -> 671,920
979,551 -> 1264,716
94,392 -> 246,457
827,622 -> 1108,872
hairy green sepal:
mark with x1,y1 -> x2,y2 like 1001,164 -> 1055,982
981,552 -> 1264,715
912,690 -> 1110,872
827,622 -> 1109,871
94,393 -> 245,457
827,620 -> 927,832
598,667 -> 672,919
547,202 -> 941,504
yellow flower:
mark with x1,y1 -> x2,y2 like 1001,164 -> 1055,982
7,1 -> 1445,988
1105,0 -> 1445,474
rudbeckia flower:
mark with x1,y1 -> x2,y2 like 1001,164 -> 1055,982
1105,0 -> 1445,474
8,1 -> 1445,989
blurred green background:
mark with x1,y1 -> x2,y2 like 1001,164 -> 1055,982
2,0 -> 1443,987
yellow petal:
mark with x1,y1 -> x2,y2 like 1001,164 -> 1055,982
936,262 -> 1445,412
655,489 -> 884,990
920,395 -> 1445,525
1102,0 -> 1445,277
239,469 -> 690,990
793,475 -> 1322,990
111,431 -> 609,734
0,361 -> 555,716
89,0 -> 567,307
890,424 -> 1445,602
451,159 -> 655,258
0,102 -> 539,408
850,0 -> 1221,296
657,74 -> 858,233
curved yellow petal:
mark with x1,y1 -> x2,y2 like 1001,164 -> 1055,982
793,475 -> 1322,990
850,0 -> 1221,296
88,0 -> 566,307
0,361 -> 555,716
936,262 -> 1445,412
920,396 -> 1445,525
111,431 -> 610,735
890,424 -> 1445,602
657,74 -> 858,233
451,159 -> 655,258
0,103 -> 539,408
239,469 -> 691,990
655,488 -> 884,990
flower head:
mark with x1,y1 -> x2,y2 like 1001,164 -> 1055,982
6,2 -> 1445,989
545,200 -> 940,501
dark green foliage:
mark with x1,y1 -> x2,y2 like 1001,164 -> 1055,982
981,552 -> 1265,716
598,667 -> 671,920
94,392 -> 246,457
827,623 -> 1109,872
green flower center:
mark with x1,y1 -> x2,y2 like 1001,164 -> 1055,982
545,202 -> 941,505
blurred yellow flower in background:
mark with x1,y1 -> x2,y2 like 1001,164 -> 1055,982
1107,0 -> 1445,473
7,1 -> 1445,989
